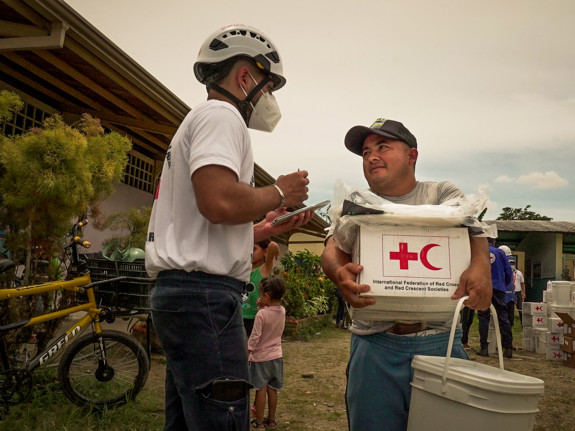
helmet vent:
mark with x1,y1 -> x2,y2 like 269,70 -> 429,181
266,51 -> 280,64
209,39 -> 229,51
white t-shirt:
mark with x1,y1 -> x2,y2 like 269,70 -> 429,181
513,269 -> 525,292
145,100 -> 255,281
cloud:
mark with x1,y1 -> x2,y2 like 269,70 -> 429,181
495,175 -> 513,183
516,171 -> 569,190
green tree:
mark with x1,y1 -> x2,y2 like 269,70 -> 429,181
102,206 -> 152,250
0,89 -> 24,123
280,250 -> 336,319
0,113 -> 132,284
497,205 -> 552,221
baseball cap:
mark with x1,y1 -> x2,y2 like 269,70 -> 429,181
344,118 -> 417,155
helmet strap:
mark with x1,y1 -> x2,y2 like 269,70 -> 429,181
210,75 -> 272,125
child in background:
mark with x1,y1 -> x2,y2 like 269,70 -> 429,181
248,276 -> 286,429
243,240 -> 279,337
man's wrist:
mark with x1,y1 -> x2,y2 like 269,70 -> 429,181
272,183 -> 285,209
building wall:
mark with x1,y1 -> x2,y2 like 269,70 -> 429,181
288,232 -> 326,256
84,182 -> 154,252
518,232 -> 562,301
563,254 -> 575,280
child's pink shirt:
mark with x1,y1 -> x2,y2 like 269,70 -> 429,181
247,305 -> 285,362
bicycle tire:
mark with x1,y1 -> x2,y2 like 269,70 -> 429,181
57,330 -> 149,409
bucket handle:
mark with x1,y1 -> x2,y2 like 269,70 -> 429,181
441,296 -> 504,393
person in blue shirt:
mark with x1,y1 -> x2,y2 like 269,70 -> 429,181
476,238 -> 514,358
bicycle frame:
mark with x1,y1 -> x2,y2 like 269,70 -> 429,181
0,274 -> 101,373
1,219 -> 151,416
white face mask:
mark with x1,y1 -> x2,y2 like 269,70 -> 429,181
241,74 -> 282,133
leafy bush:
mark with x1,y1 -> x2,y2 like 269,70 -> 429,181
280,250 -> 336,319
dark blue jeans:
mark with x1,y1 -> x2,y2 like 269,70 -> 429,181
335,288 -> 345,325
478,289 -> 513,350
151,270 -> 251,431
460,306 -> 475,345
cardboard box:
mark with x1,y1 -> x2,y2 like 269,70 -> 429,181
555,312 -> 575,337
546,332 -> 563,346
523,302 -> 547,315
561,336 -> 575,354
355,225 -> 470,295
522,336 -> 535,352
351,225 -> 471,321
523,314 -> 547,328
564,352 -> 575,368
548,317 -> 564,334
542,290 -> 552,304
534,329 -> 547,354
546,348 -> 564,361
549,281 -> 575,306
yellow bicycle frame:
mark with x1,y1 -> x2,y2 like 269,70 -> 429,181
0,274 -> 104,367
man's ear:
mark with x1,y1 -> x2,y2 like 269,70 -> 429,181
409,148 -> 418,165
236,65 -> 251,91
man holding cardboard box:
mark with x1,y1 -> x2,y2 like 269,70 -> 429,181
322,118 -> 492,431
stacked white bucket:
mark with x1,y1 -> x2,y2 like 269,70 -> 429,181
522,281 -> 575,361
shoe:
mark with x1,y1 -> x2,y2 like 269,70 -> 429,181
504,348 -> 513,359
476,348 -> 489,357
463,344 -> 470,350
250,419 -> 265,429
264,418 -> 277,428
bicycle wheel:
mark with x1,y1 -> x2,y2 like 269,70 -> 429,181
57,330 -> 149,409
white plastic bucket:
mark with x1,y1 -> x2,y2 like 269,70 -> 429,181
407,297 -> 544,431
487,316 -> 497,355
550,281 -> 575,306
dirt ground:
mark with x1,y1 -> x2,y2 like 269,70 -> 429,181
145,325 -> 575,431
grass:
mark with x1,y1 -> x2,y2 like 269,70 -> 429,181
1,309 -> 568,430
0,365 -> 165,431
0,327 -> 350,431
465,308 -> 528,349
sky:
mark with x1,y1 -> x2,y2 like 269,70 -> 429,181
66,0 -> 575,221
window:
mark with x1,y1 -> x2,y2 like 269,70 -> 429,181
122,152 -> 154,193
1,100 -> 48,136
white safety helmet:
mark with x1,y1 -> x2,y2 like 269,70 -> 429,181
194,25 -> 286,90
498,245 -> 512,256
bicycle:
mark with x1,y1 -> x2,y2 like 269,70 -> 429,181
0,219 -> 150,418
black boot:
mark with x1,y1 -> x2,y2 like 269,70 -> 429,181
476,347 -> 489,357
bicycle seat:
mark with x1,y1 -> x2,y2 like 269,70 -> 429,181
0,259 -> 15,274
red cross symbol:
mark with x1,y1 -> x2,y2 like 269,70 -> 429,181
389,242 -> 419,270
389,242 -> 442,271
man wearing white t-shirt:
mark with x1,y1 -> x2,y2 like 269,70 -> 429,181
511,260 -> 526,327
145,25 -> 312,431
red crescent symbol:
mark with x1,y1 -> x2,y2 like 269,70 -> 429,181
420,244 -> 442,271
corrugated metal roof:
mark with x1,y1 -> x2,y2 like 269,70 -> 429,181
485,220 -> 575,234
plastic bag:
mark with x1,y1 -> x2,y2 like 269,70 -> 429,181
327,179 -> 496,254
